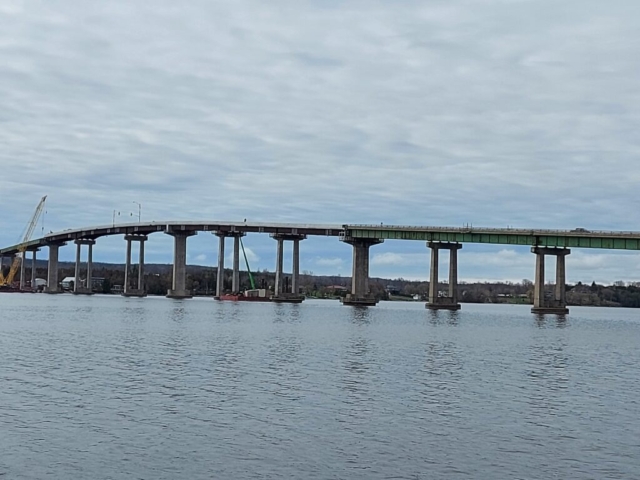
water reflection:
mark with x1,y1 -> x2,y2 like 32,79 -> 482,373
265,335 -> 303,402
416,341 -> 463,417
169,306 -> 186,324
349,307 -> 371,325
271,304 -> 303,324
341,336 -> 374,401
427,309 -> 459,326
526,332 -> 570,418
534,314 -> 569,329
119,306 -> 147,324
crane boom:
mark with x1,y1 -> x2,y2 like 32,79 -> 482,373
239,237 -> 256,290
0,195 -> 47,288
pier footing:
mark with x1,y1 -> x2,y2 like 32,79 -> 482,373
341,295 -> 378,307
166,290 -> 192,299
122,290 -> 147,298
426,302 -> 461,311
531,306 -> 569,315
271,294 -> 305,304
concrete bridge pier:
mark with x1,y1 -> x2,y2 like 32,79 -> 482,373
274,235 -> 284,295
270,233 -> 306,303
214,232 -> 226,298
231,232 -> 245,293
45,242 -> 65,293
531,247 -> 570,314
166,231 -> 196,299
29,248 -> 39,291
19,251 -> 26,290
427,242 -> 462,310
341,237 -> 383,306
213,232 -> 245,297
73,239 -> 96,295
123,235 -> 147,297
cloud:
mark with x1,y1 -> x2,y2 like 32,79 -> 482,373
371,252 -> 427,267
315,257 -> 344,267
225,247 -> 259,264
1,0 -> 639,283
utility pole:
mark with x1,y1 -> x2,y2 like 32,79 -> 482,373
133,202 -> 141,222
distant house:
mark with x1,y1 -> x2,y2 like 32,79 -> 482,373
61,277 -> 75,291
386,285 -> 400,295
90,277 -> 105,291
326,285 -> 348,292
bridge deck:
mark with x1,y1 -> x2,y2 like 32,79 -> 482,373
3,221 -> 640,256
343,225 -> 640,250
0,221 -> 344,255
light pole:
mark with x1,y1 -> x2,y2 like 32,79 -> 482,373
132,202 -> 141,223
112,210 -> 120,227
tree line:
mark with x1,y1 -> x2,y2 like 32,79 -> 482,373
9,260 -> 640,307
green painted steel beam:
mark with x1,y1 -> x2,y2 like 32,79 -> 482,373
343,226 -> 640,250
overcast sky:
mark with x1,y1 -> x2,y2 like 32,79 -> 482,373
1,0 -> 639,284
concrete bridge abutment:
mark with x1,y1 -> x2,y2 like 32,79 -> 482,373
426,242 -> 462,311
123,235 -> 147,297
166,231 -> 196,299
531,247 -> 570,315
341,237 -> 383,306
270,233 -> 306,303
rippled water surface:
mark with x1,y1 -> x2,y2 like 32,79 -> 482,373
1,295 -> 639,479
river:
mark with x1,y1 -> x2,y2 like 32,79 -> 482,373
1,295 -> 638,479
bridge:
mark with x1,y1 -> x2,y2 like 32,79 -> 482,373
2,220 -> 640,314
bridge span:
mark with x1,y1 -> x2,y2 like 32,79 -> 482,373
2,220 -> 640,314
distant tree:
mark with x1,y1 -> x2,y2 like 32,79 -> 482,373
102,278 -> 112,294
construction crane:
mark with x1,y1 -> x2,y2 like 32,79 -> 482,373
239,237 -> 256,290
0,195 -> 47,289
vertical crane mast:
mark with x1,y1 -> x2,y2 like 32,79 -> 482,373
0,195 -> 47,287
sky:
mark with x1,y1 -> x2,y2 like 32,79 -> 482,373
1,0 -> 640,284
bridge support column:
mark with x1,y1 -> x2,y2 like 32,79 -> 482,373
340,237 -> 383,306
166,231 -> 195,299
73,239 -> 96,295
271,233 -> 306,303
292,238 -> 300,295
45,243 -> 65,294
123,235 -> 147,297
232,233 -> 244,293
214,233 -> 226,298
19,251 -> 26,290
427,242 -> 462,310
531,247 -> 570,314
212,232 -> 245,298
30,249 -> 38,291
274,236 -> 284,295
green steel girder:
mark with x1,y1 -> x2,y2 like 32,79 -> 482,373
344,228 -> 640,250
